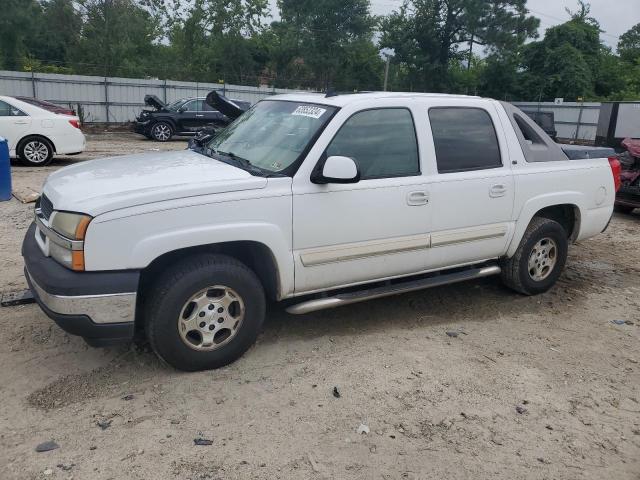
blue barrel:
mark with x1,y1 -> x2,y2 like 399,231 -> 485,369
0,137 -> 11,201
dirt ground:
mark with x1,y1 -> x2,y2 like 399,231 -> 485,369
0,133 -> 639,480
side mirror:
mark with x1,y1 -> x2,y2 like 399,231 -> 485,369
178,106 -> 187,113
312,156 -> 360,184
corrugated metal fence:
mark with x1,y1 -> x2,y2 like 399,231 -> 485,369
0,70 -> 602,141
0,70 -> 303,123
512,102 -> 601,142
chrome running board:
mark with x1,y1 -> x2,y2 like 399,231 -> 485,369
286,264 -> 501,315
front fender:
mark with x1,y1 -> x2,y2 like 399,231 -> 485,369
84,194 -> 294,296
506,192 -> 585,257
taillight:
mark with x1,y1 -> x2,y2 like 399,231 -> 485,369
608,156 -> 621,192
68,119 -> 81,129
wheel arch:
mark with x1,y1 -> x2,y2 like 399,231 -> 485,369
150,117 -> 177,131
17,134 -> 56,154
138,241 -> 282,304
507,197 -> 584,257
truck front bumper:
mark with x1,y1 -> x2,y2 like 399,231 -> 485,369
22,223 -> 139,346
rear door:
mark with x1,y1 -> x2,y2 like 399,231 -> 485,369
0,100 -> 31,154
423,101 -> 515,270
201,101 -> 227,126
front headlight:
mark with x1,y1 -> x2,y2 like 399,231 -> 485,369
49,211 -> 92,270
51,211 -> 92,240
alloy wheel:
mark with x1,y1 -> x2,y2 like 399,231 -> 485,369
153,124 -> 171,141
23,141 -> 50,163
527,237 -> 558,281
177,286 -> 245,351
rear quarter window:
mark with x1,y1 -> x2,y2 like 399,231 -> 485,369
429,107 -> 502,174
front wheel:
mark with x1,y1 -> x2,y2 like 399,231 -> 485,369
501,217 -> 568,296
145,254 -> 265,371
150,121 -> 173,142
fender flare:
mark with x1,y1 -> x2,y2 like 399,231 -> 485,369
149,116 -> 177,131
506,192 -> 585,257
129,222 -> 294,298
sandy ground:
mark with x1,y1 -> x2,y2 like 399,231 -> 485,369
0,134 -> 639,480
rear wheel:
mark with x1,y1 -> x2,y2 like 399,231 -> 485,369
145,254 -> 265,371
501,217 -> 568,295
18,137 -> 53,166
150,121 -> 173,142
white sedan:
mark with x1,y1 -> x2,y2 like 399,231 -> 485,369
0,95 -> 86,166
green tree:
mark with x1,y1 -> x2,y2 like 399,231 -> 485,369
519,1 -> 627,100
272,0 -> 381,90
27,0 -> 82,67
166,0 -> 270,83
379,0 -> 538,92
0,0 -> 42,70
72,0 -> 163,77
618,23 -> 640,64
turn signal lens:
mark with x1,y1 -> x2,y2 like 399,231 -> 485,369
75,215 -> 91,240
71,250 -> 85,271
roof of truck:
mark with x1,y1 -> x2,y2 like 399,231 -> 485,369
269,91 -> 482,107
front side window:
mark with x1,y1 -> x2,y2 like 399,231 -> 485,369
0,100 -> 25,117
326,108 -> 419,179
206,100 -> 337,174
429,107 -> 502,173
181,100 -> 201,112
166,98 -> 187,111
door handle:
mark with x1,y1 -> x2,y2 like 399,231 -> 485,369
407,191 -> 429,206
489,184 -> 507,198
13,120 -> 29,125
195,114 -> 204,117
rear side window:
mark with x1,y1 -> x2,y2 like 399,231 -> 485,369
0,100 -> 26,117
514,114 -> 545,145
326,108 -> 419,179
429,107 -> 502,173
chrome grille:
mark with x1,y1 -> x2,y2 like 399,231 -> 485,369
39,194 -> 54,220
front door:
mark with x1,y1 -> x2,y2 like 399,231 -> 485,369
177,99 -> 203,132
424,103 -> 515,270
0,100 -> 31,154
292,106 -> 432,294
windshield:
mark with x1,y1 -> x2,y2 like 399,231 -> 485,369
206,100 -> 337,174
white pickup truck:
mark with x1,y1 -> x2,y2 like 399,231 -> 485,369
23,92 -> 621,371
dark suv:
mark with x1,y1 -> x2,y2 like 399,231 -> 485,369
134,95 -> 250,142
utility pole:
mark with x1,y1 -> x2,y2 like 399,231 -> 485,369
383,55 -> 391,91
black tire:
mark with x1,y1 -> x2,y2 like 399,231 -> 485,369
150,121 -> 173,142
145,254 -> 265,371
614,204 -> 635,214
500,217 -> 568,296
18,137 -> 54,166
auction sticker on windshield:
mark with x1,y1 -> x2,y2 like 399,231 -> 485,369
292,105 -> 327,119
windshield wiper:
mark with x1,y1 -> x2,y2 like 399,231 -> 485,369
215,150 -> 252,167
203,148 -> 284,177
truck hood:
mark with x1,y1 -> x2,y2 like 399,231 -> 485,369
43,150 -> 266,216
